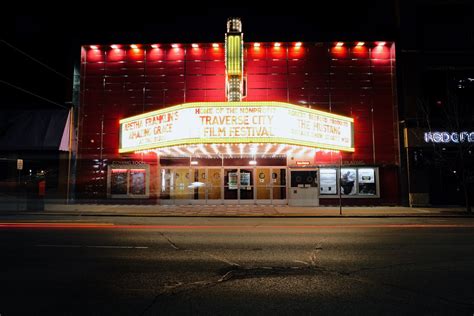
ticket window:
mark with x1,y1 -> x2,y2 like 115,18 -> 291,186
289,170 -> 319,206
291,170 -> 318,189
108,165 -> 149,198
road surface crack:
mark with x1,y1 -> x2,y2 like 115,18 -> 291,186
159,232 -> 240,267
158,232 -> 181,250
139,263 -> 324,315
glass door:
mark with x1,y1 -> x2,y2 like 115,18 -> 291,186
224,168 -> 239,201
256,168 -> 271,204
207,168 -> 222,203
271,168 -> 287,203
224,168 -> 255,204
239,168 -> 254,203
191,168 -> 207,203
172,168 -> 192,201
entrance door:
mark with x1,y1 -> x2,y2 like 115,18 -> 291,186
271,168 -> 287,205
224,168 -> 239,203
162,166 -> 287,205
189,168 -> 223,204
255,168 -> 287,205
224,168 -> 254,204
256,168 -> 271,204
239,168 -> 254,204
289,169 -> 319,206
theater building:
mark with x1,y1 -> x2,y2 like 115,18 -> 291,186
75,18 -> 399,206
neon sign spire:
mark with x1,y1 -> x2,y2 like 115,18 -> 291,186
225,17 -> 244,102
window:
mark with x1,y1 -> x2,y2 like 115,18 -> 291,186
319,167 -> 378,197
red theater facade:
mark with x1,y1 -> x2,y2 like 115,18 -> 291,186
77,24 -> 399,206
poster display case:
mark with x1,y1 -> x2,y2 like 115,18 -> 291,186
107,164 -> 150,198
319,167 -> 379,197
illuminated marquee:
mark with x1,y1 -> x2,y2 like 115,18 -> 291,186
119,102 -> 355,153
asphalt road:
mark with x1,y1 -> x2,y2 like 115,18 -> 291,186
0,216 -> 473,315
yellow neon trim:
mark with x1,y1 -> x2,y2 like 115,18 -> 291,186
226,36 -> 232,72
119,138 -> 355,154
232,36 -> 236,74
227,36 -> 231,73
119,101 -> 354,124
230,36 -> 235,74
226,35 -> 241,76
236,35 -> 241,74
233,36 -> 236,74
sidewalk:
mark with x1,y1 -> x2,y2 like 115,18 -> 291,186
0,201 -> 472,217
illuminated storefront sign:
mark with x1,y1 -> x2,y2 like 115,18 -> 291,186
119,102 -> 354,153
424,131 -> 474,144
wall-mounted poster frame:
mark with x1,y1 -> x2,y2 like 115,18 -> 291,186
319,166 -> 380,198
107,164 -> 150,198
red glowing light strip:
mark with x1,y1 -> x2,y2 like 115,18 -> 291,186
111,169 -> 128,173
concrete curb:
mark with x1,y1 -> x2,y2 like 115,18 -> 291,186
0,211 -> 473,218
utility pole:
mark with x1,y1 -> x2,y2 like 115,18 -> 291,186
339,153 -> 342,216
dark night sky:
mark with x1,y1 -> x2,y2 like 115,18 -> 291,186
2,2 -> 472,110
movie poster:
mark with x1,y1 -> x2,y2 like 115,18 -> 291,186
111,170 -> 128,195
320,168 -> 337,195
358,168 -> 376,195
130,169 -> 146,195
240,172 -> 251,190
340,168 -> 356,195
228,172 -> 238,190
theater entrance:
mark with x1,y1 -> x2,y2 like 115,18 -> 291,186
160,166 -> 287,205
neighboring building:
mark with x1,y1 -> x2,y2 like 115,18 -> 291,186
398,1 -> 474,207
75,18 -> 399,205
0,109 -> 71,207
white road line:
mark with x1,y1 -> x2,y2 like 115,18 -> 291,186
36,244 -> 148,249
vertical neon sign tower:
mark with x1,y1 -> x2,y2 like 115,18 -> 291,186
225,17 -> 244,102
